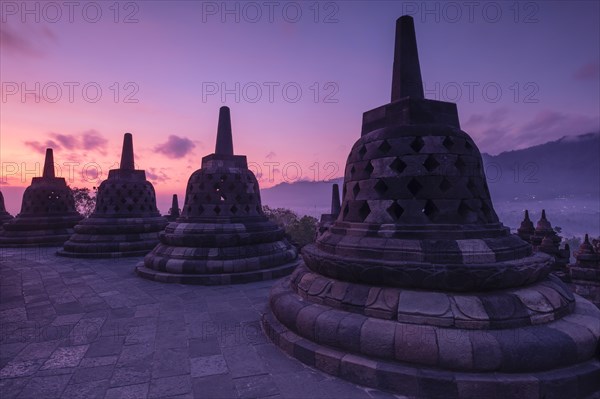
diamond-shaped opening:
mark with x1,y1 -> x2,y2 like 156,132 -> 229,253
230,205 -> 238,214
458,200 -> 470,217
235,194 -> 242,202
378,140 -> 391,154
439,178 -> 452,192
407,178 -> 422,196
387,201 -> 404,220
214,205 -> 221,215
442,136 -> 454,150
350,165 -> 356,176
358,145 -> 367,158
244,205 -> 251,212
374,179 -> 388,195
465,140 -> 473,151
358,201 -> 371,221
352,182 -> 361,198
390,157 -> 407,174
364,162 -> 374,176
423,155 -> 440,172
422,200 -> 438,217
410,136 -> 425,153
455,157 -> 466,173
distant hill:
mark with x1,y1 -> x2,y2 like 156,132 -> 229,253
482,132 -> 600,200
261,132 -> 600,213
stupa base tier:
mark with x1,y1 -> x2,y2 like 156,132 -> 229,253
134,259 -> 300,285
73,216 -> 167,234
57,237 -> 160,258
262,309 -> 600,399
303,243 -> 552,291
0,230 -> 74,247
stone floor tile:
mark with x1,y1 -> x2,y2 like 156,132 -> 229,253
104,382 -> 149,399
148,374 -> 192,398
190,354 -> 229,378
17,374 -> 72,399
41,345 -> 88,369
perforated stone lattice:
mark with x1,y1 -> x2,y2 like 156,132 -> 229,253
94,180 -> 159,215
182,169 -> 263,218
340,130 -> 499,224
20,184 -> 77,215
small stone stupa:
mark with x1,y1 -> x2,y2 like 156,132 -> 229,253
516,209 -> 535,242
136,106 -> 299,284
263,16 -> 600,397
569,234 -> 600,307
0,190 -> 13,226
520,209 -> 570,275
0,149 -> 82,247
316,184 -> 341,238
166,194 -> 180,222
58,134 -> 168,258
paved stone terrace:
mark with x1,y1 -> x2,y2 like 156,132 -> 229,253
0,247 -> 401,399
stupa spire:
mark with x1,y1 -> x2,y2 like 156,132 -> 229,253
391,15 -> 424,101
215,106 -> 234,155
170,194 -> 180,218
120,133 -> 135,170
331,184 -> 341,216
42,148 -> 55,178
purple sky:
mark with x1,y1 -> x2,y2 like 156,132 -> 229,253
1,0 -> 599,213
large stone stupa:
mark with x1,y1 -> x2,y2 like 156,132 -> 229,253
263,16 -> 600,398
136,107 -> 299,284
0,149 -> 82,247
58,133 -> 168,258
0,190 -> 13,226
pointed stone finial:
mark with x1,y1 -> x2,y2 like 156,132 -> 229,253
541,209 -> 547,220
331,184 -> 341,216
524,210 -> 531,221
584,233 -> 590,244
215,106 -> 234,156
391,15 -> 424,102
120,133 -> 135,170
170,194 -> 180,218
43,148 -> 55,178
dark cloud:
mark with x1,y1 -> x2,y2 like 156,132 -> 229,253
154,135 -> 196,159
146,168 -> 169,184
82,130 -> 108,155
574,62 -> 600,81
24,130 -> 108,155
51,133 -> 78,150
25,140 -> 58,154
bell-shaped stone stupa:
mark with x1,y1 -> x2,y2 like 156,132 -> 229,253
569,234 -> 600,307
263,16 -> 600,398
58,133 -> 168,258
136,107 -> 299,284
0,190 -> 13,226
0,149 -> 82,247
